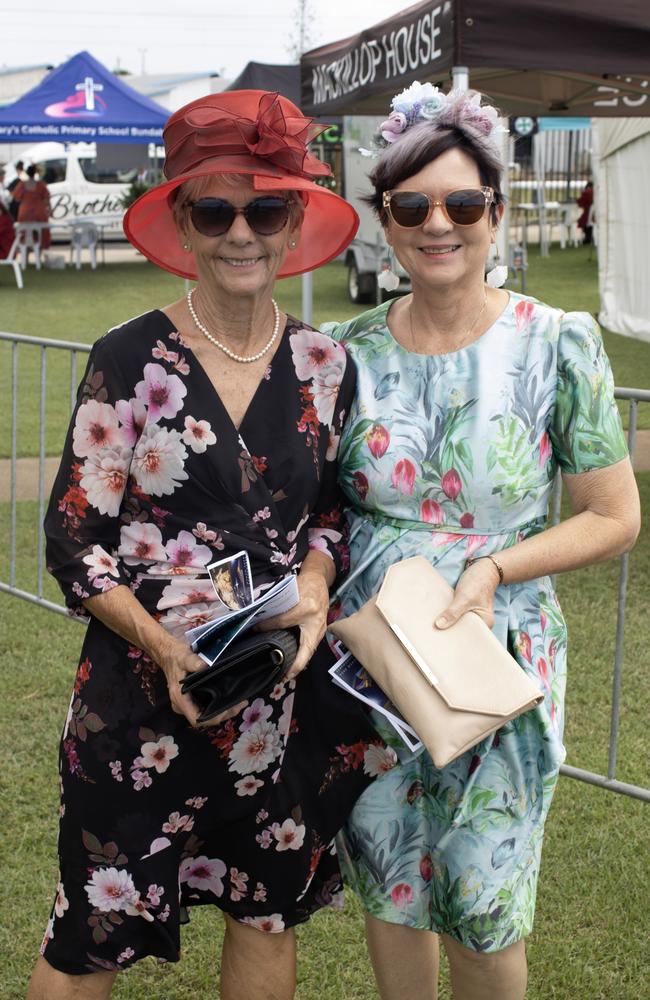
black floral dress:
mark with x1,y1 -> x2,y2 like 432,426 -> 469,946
41,311 -> 383,976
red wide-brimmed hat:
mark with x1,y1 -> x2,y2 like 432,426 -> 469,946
124,90 -> 358,279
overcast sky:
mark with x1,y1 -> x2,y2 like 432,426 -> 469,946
3,0 -> 411,80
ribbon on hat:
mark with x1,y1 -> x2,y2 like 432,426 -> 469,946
167,92 -> 331,180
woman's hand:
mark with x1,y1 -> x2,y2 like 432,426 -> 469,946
257,564 -> 331,679
434,558 -> 500,630
157,639 -> 247,728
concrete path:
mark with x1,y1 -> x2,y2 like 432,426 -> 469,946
2,434 -> 649,503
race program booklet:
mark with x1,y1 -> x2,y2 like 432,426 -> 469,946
329,650 -> 423,754
185,550 -> 299,666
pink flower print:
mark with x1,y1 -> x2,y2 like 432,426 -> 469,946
235,775 -> 264,796
441,468 -> 462,500
420,498 -> 443,524
419,854 -> 433,883
73,400 -> 124,458
539,430 -> 552,467
289,329 -> 345,381
82,544 -> 119,581
158,903 -> 171,922
119,522 -> 166,565
540,610 -> 547,633
460,512 -> 474,529
158,603 -> 217,640
252,507 -> 271,523
115,398 -> 147,448
84,867 -> 139,914
269,683 -> 286,701
273,818 -> 306,852
390,882 -> 413,908
242,913 -> 285,933
465,534 -> 489,558
132,425 -> 188,497
352,471 -> 369,501
391,458 -> 417,495
514,631 -> 532,664
363,744 -> 398,777
40,917 -> 54,954
193,522 -> 220,545
91,575 -> 119,593
54,881 -> 69,919
146,884 -> 164,906
179,855 -> 227,897
256,808 -> 269,824
117,947 -> 135,964
431,531 -> 464,548
139,735 -> 179,774
230,868 -> 249,901
253,882 -> 267,902
182,415 -> 217,454
185,795 -> 208,809
109,760 -> 123,782
228,721 -> 282,775
514,299 -> 535,332
162,811 -> 192,834
537,657 -> 551,693
240,698 -> 273,732
366,424 -> 390,459
311,365 -> 344,427
256,829 -> 273,849
165,530 -> 211,570
131,769 -> 152,791
140,837 -> 171,859
157,577 -> 216,610
152,339 -> 179,364
326,429 -> 340,462
308,526 -> 342,556
134,363 -> 187,421
80,446 -> 132,517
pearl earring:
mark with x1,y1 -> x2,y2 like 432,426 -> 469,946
183,242 -> 191,251
288,238 -> 297,250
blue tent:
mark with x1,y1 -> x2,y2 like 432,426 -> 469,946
0,51 -> 169,143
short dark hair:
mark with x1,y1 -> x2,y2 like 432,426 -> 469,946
15,160 -> 24,170
26,164 -> 38,179
365,123 -> 505,226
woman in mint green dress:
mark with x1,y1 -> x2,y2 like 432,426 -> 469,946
327,85 -> 640,1000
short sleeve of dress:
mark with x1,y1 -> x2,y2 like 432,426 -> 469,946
44,335 -> 138,617
306,345 -> 357,580
549,312 -> 628,474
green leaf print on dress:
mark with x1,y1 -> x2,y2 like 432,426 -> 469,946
328,293 -> 628,952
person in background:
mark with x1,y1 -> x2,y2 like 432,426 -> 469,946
0,195 -> 16,259
8,158 -> 26,221
13,164 -> 51,250
576,180 -> 594,245
328,84 -> 639,1000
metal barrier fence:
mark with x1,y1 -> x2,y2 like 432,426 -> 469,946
1,331 -> 649,802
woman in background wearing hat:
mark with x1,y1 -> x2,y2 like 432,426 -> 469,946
28,91 -> 385,1000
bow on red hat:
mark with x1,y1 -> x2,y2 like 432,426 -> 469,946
165,92 -> 331,181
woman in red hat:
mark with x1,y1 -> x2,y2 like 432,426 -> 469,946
28,91 -> 384,1000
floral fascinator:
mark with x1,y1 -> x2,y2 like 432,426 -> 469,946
377,82 -> 502,149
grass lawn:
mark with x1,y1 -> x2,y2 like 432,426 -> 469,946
1,473 -> 649,999
0,243 -> 648,997
0,244 -> 648,460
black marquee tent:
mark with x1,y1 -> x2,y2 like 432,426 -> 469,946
300,0 -> 650,118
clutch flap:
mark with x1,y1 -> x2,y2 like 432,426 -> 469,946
375,557 -> 543,716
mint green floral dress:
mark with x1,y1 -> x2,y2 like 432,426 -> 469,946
327,293 -> 628,953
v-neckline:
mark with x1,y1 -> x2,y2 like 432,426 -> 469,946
155,308 -> 290,438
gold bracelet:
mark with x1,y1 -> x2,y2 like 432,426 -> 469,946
466,554 -> 504,585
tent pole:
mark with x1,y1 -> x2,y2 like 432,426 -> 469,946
452,66 -> 469,92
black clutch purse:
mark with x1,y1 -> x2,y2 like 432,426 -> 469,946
181,629 -> 298,725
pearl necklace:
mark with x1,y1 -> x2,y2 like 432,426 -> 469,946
187,289 -> 280,364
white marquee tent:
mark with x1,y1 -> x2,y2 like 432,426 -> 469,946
594,120 -> 650,344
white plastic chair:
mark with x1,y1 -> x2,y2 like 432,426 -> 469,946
0,233 -> 24,289
70,223 -> 98,269
15,223 -> 43,269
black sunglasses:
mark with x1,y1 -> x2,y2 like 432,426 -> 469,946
189,196 -> 291,237
383,187 -> 494,228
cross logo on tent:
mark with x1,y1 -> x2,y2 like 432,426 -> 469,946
75,77 -> 104,112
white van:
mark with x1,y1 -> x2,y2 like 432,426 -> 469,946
6,142 -> 134,233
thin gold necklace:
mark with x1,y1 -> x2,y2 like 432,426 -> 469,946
409,291 -> 488,354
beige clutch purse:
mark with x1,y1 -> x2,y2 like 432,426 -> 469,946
330,556 -> 543,768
